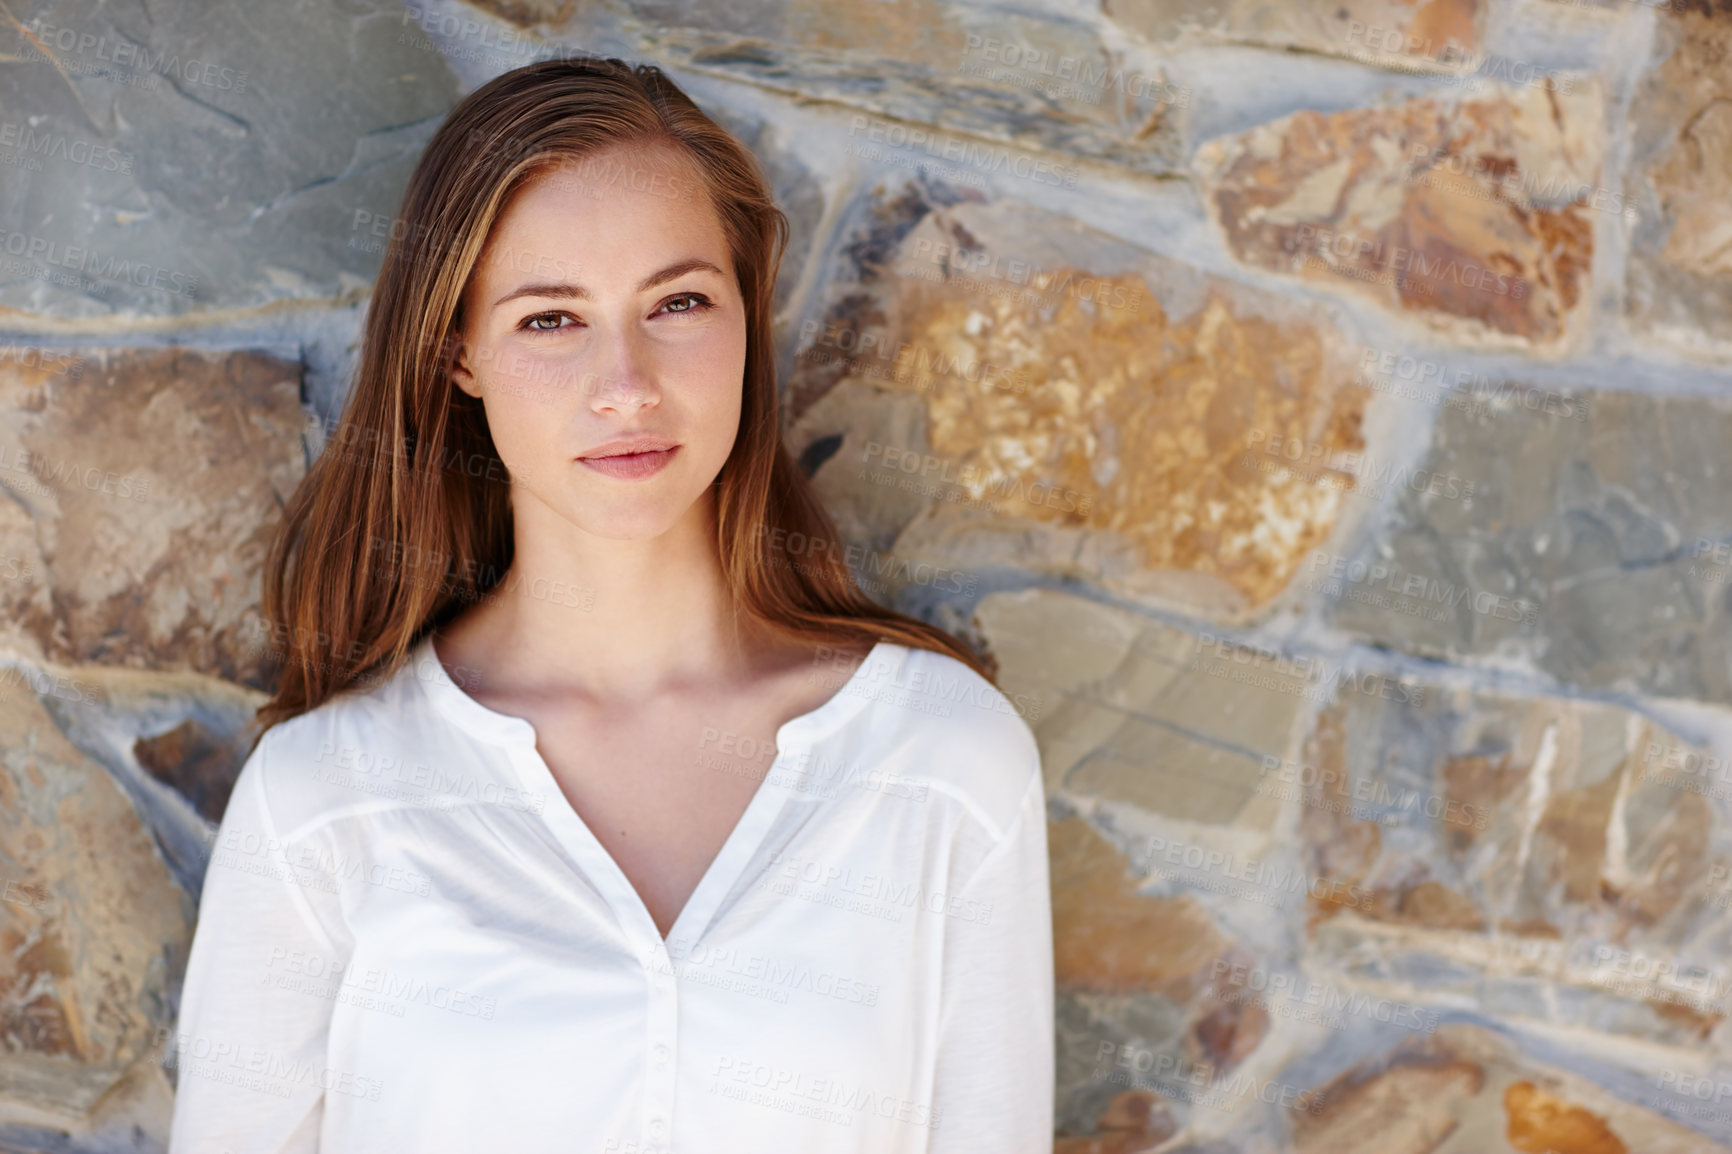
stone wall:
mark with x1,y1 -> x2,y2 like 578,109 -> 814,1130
0,0 -> 1728,1149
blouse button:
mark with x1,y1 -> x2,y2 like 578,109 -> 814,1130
654,1044 -> 670,1068
650,1118 -> 666,1138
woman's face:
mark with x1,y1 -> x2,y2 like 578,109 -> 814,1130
451,143 -> 747,542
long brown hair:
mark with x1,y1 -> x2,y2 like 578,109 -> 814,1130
252,55 -> 994,746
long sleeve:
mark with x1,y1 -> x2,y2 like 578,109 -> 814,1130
928,761 -> 1056,1153
168,733 -> 351,1154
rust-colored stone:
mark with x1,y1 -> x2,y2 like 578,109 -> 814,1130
1505,1080 -> 1628,1154
133,718 -> 246,824
1395,879 -> 1488,931
1292,1038 -> 1485,1154
1103,0 -> 1481,72
1199,81 -> 1602,345
1191,992 -> 1269,1072
1053,1086 -> 1176,1153
462,0 -> 579,26
1297,702 -> 1385,924
1049,816 -> 1228,992
886,274 -> 1368,609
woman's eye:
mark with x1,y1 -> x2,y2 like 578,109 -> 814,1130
521,312 -> 570,333
660,293 -> 714,316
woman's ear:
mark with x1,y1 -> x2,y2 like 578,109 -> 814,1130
449,332 -> 483,399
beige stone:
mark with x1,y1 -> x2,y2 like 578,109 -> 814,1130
0,350 -> 304,690
976,588 -> 1311,827
1105,0 -> 1481,71
0,684 -> 190,1130
1625,7 -> 1732,355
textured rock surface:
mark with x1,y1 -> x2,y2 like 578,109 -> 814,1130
1,0 -> 1729,1147
632,2 -> 1191,178
0,350 -> 305,690
789,192 -> 1372,622
0,0 -> 460,322
1105,0 -> 1481,70
1196,80 -> 1602,347
0,685 -> 190,1131
1625,5 -> 1732,358
1325,387 -> 1732,704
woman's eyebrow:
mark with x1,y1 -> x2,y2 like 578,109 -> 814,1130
491,258 -> 726,309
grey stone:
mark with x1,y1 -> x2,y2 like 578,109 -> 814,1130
0,0 -> 460,320
1325,389 -> 1732,702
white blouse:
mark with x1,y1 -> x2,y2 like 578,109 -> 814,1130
167,633 -> 1054,1153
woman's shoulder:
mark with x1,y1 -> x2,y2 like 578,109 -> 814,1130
231,663 -> 428,835
862,642 -> 1043,843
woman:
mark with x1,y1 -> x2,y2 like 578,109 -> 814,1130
168,56 -> 1052,1154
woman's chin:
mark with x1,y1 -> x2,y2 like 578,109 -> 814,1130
563,503 -> 694,543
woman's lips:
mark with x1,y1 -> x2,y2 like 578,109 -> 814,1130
576,446 -> 679,480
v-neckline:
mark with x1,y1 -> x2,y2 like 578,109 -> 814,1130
415,633 -> 891,951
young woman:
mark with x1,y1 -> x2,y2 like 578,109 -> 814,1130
168,56 -> 1052,1154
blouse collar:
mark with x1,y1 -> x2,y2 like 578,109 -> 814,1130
404,631 -> 903,750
